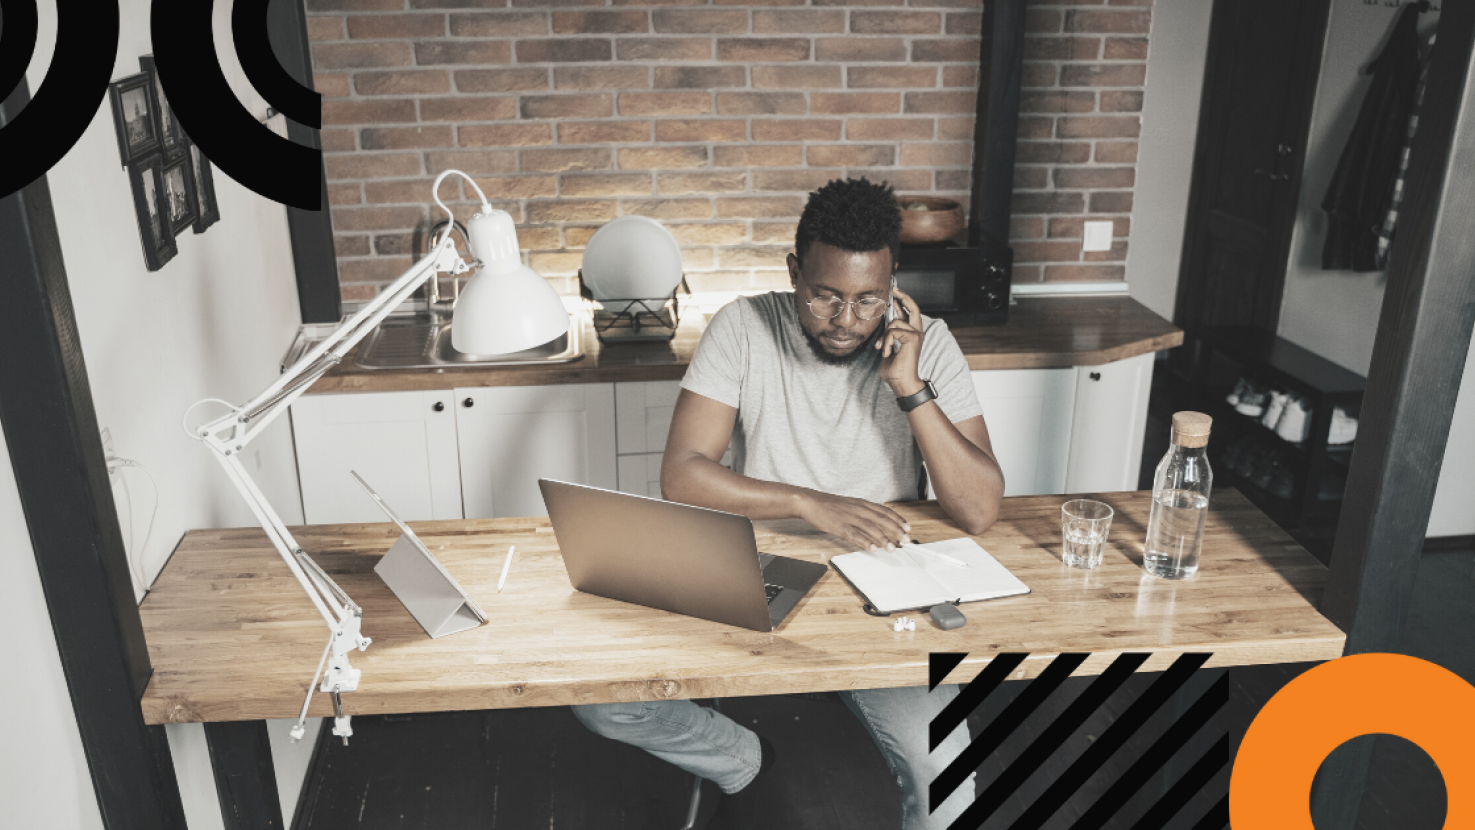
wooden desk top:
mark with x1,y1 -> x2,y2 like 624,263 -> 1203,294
306,296 -> 1182,394
139,488 -> 1342,725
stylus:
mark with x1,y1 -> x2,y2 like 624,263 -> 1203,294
497,545 -> 517,592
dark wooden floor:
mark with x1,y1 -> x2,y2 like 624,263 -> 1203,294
294,548 -> 1473,830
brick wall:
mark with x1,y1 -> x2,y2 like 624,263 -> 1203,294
305,0 -> 1152,302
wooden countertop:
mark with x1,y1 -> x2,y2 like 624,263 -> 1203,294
139,488 -> 1342,725
307,295 -> 1182,394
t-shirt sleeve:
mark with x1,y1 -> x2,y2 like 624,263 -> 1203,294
919,318 -> 983,424
679,300 -> 746,408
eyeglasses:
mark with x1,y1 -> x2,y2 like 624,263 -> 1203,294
804,295 -> 890,320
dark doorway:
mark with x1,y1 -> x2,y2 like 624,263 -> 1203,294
1174,0 -> 1333,334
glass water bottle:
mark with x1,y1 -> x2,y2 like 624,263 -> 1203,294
1144,412 -> 1213,579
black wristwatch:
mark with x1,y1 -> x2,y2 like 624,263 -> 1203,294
896,379 -> 938,412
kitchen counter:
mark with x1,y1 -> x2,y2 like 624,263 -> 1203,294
306,295 -> 1182,394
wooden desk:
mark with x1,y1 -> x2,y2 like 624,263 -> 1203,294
140,489 -> 1343,726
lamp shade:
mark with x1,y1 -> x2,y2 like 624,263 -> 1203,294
451,210 -> 570,355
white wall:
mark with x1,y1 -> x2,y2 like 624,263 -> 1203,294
1277,0 -> 1439,375
1126,0 -> 1213,321
1273,1 -> 1473,537
0,438 -> 104,830
4,2 -> 322,828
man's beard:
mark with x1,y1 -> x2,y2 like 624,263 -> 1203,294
800,323 -> 880,366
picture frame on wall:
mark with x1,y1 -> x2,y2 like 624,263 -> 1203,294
189,142 -> 220,233
138,55 -> 185,158
108,73 -> 160,166
129,154 -> 176,271
161,154 -> 197,237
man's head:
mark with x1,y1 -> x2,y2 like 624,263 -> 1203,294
788,178 -> 903,365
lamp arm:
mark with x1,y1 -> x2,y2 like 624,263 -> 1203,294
187,229 -> 471,703
188,169 -> 492,739
212,233 -> 463,442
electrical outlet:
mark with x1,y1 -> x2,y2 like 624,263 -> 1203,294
1083,220 -> 1114,253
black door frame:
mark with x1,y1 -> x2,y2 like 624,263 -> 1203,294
269,0 -> 340,325
1172,0 -> 1332,335
0,80 -> 187,830
1313,0 -> 1475,823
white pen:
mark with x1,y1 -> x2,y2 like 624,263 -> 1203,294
902,541 -> 970,568
497,545 -> 517,592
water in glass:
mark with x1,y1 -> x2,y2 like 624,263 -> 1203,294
1062,527 -> 1107,568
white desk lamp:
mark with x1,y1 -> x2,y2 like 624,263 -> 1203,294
186,170 -> 567,743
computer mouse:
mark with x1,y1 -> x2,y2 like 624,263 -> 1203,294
929,603 -> 966,630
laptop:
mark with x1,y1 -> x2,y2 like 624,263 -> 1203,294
538,479 -> 827,632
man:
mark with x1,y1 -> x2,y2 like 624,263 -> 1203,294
573,178 -> 1006,829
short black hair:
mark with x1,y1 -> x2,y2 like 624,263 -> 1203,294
794,177 -> 901,267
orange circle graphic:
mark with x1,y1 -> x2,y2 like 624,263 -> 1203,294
1230,653 -> 1475,828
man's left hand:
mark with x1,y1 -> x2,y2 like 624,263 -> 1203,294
877,284 -> 926,397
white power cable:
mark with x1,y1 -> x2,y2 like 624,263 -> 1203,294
108,455 -> 159,596
182,398 -> 238,442
430,169 -> 492,247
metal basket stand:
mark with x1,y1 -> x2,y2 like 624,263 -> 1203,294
579,269 -> 690,344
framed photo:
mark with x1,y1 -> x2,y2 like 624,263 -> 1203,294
139,56 -> 185,158
189,142 -> 220,233
109,73 -> 159,166
161,154 -> 197,237
129,154 -> 176,271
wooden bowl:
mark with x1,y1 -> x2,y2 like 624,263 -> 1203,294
897,196 -> 965,245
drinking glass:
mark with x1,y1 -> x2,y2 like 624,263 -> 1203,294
1061,499 -> 1113,569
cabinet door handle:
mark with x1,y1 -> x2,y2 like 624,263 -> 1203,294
463,397 -> 475,408
433,401 -> 445,412
1089,372 -> 1102,381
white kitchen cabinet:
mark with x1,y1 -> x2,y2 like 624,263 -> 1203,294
1065,353 -> 1155,493
614,380 -> 732,498
614,380 -> 682,455
291,390 -> 462,525
969,368 -> 1078,497
617,452 -> 665,498
616,448 -> 732,497
454,384 -> 617,519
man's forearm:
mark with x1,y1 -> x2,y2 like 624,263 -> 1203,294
661,450 -> 814,521
908,407 -> 1005,535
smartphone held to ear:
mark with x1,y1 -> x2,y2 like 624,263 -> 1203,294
885,276 -> 902,356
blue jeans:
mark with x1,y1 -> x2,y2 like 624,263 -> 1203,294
572,685 -> 974,830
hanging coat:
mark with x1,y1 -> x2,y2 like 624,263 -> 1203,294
1321,4 -> 1423,272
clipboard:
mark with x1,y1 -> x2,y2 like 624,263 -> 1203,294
352,471 -> 487,638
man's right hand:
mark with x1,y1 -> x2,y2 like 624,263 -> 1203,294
797,491 -> 911,552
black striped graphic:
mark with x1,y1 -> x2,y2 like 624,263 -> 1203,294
930,652 -> 1227,830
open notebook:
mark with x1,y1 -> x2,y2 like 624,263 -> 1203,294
830,538 -> 1029,614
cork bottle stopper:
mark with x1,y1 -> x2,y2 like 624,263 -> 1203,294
1170,411 -> 1212,448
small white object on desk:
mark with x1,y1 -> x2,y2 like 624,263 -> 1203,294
497,545 -> 518,593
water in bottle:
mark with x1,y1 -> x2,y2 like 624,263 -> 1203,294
1144,489 -> 1209,578
1144,412 -> 1212,579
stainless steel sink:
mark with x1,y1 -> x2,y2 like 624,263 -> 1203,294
353,313 -> 583,369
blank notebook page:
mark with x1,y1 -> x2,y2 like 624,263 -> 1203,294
832,538 -> 1029,613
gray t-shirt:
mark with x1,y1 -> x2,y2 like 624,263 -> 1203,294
680,291 -> 983,504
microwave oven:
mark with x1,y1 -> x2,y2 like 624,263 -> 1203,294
894,239 -> 1011,327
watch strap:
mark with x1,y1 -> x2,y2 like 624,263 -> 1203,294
897,379 -> 938,412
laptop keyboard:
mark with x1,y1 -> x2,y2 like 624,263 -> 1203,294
764,583 -> 784,603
